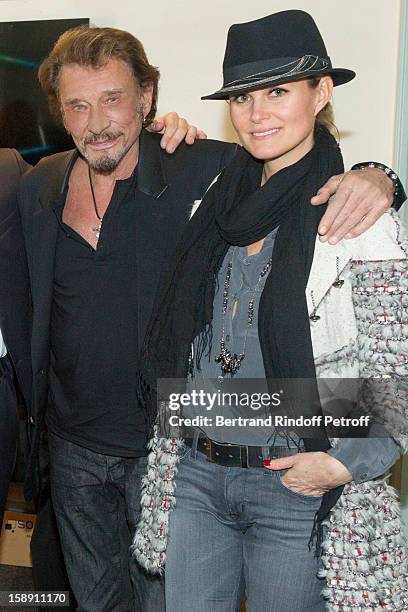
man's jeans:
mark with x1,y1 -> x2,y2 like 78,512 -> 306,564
48,432 -> 164,612
165,446 -> 327,612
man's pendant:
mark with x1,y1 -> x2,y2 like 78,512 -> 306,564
215,346 -> 245,376
92,221 -> 102,239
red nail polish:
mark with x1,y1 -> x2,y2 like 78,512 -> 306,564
263,460 -> 271,467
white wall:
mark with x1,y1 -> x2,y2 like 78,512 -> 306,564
0,0 -> 402,170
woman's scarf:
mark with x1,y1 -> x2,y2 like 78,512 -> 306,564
141,127 -> 342,418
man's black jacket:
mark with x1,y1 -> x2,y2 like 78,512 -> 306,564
0,149 -> 32,408
0,149 -> 32,510
18,130 -> 236,500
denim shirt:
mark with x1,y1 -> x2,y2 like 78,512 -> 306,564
199,229 -> 277,380
190,228 -> 294,446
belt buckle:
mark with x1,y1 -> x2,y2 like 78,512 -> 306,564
240,445 -> 249,468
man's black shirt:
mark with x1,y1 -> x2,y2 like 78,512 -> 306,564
47,169 -> 150,455
40,133 -> 236,457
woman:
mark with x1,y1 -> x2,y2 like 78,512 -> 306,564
133,10 -> 408,611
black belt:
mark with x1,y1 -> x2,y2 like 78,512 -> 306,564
185,437 -> 304,468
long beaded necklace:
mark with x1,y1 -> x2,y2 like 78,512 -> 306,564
88,167 -> 103,239
215,247 -> 273,377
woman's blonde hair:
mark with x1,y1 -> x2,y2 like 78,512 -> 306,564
308,76 -> 339,140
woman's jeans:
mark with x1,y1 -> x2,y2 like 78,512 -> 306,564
165,444 -> 327,612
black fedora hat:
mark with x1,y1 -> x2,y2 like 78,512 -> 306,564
202,10 -> 355,100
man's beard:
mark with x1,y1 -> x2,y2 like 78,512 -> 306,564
82,103 -> 145,175
82,130 -> 130,175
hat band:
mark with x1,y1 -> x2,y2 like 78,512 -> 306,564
223,55 -> 330,87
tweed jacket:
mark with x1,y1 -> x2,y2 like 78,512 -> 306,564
133,209 -> 408,610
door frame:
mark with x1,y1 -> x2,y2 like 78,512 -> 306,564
395,0 -> 408,221
394,0 -> 408,529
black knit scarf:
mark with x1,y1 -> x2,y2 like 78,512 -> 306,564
140,128 -> 346,544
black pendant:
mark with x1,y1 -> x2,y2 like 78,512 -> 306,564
215,347 -> 244,376
309,313 -> 320,322
332,279 -> 344,288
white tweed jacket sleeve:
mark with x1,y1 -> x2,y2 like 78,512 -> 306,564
309,210 -> 408,609
307,209 -> 408,448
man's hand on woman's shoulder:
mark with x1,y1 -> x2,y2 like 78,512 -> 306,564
311,167 -> 394,244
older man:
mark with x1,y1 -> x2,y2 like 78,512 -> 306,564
18,25 -> 403,612
0,110 -> 205,612
0,120 -> 192,610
